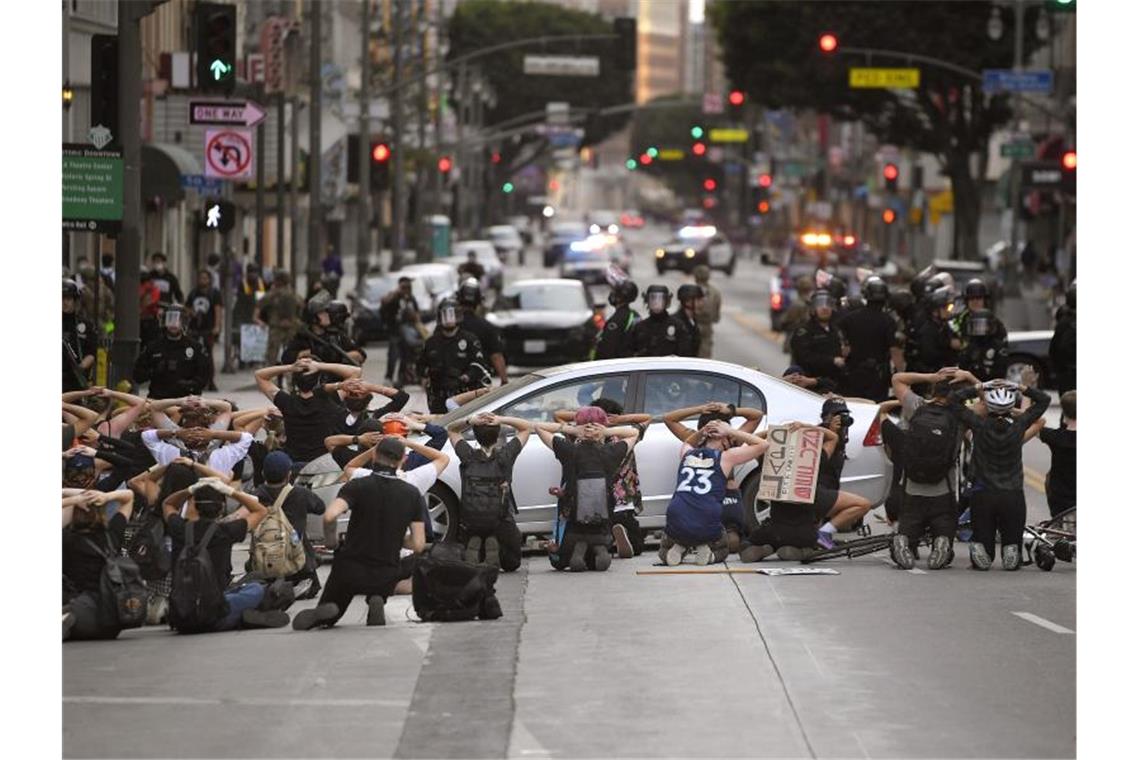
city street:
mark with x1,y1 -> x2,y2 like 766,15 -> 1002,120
64,228 -> 1075,759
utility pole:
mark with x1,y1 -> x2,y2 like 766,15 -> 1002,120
110,0 -> 143,386
286,19 -> 301,278
255,83 -> 266,267
455,61 -> 467,235
276,86 -> 286,271
357,0 -> 371,287
432,0 -> 444,218
1007,0 -> 1026,295
307,0 -> 323,291
391,0 -> 406,270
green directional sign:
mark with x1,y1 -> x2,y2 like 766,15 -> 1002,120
62,143 -> 123,232
1001,141 -> 1035,159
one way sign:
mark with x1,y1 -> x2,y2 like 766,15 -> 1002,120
190,100 -> 267,127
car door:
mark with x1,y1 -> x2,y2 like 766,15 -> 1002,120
632,371 -> 746,522
492,373 -> 632,524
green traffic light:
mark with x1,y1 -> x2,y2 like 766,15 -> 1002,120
625,158 -> 637,170
502,182 -> 514,193
690,126 -> 704,139
209,59 -> 232,80
647,147 -> 659,158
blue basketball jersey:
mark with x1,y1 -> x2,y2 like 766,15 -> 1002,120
665,447 -> 728,545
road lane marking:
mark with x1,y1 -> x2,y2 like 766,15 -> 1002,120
1011,612 -> 1074,635
730,311 -> 781,344
64,696 -> 409,707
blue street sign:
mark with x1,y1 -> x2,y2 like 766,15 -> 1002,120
180,174 -> 224,193
982,69 -> 1054,94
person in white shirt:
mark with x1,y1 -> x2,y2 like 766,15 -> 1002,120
141,426 -> 253,479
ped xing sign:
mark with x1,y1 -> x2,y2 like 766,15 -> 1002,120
849,67 -> 921,89
709,128 -> 749,144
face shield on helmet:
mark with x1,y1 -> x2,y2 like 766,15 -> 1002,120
645,286 -> 670,315
163,307 -> 184,335
810,289 -> 834,314
966,310 -> 993,337
438,303 -> 459,330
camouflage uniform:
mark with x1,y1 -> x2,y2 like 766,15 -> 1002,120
259,287 -> 303,365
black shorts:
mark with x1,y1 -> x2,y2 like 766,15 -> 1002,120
750,520 -> 818,549
814,487 -> 839,520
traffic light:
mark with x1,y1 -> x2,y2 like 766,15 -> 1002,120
690,125 -> 704,139
1061,149 -> 1076,193
691,142 -> 707,157
1046,0 -> 1076,13
758,173 -> 772,188
614,17 -> 637,71
818,32 -> 839,53
882,208 -> 897,225
752,184 -> 770,212
703,178 -> 718,192
195,2 -> 237,94
883,163 -> 899,192
639,152 -> 653,166
625,157 -> 637,171
371,141 -> 391,188
646,146 -> 659,158
757,201 -> 771,214
437,156 -> 453,174
490,151 -> 502,165
201,199 -> 236,232
90,35 -> 119,144
728,89 -> 745,119
1061,150 -> 1076,170
502,182 -> 515,194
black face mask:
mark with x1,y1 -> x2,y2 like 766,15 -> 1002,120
473,424 -> 501,448
294,372 -> 319,392
344,396 -> 370,413
608,291 -> 624,308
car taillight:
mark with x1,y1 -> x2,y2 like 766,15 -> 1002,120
592,314 -> 605,330
770,292 -> 783,310
863,415 -> 882,447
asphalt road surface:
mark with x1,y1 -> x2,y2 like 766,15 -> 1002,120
63,223 -> 1075,758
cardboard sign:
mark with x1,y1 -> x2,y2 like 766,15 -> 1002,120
239,323 -> 268,363
756,425 -> 824,504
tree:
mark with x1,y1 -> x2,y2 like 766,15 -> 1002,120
709,0 -> 1047,259
447,0 -> 634,175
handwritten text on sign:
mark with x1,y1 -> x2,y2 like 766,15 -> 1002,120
757,425 -> 824,504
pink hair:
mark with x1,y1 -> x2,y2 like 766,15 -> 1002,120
574,406 -> 608,426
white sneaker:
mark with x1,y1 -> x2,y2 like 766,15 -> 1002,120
665,542 -> 685,567
693,544 -> 714,566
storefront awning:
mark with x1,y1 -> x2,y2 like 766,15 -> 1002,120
142,143 -> 202,204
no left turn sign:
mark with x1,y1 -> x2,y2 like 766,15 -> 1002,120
204,128 -> 254,180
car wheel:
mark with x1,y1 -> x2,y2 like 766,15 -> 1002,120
740,473 -> 770,534
1005,356 -> 1045,386
427,483 -> 459,542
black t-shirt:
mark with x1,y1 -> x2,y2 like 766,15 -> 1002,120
166,514 -> 249,592
62,513 -> 128,593
274,388 -> 342,463
335,473 -> 424,567
185,287 -> 222,333
551,436 -> 629,513
1039,426 -> 1076,505
254,484 -> 327,541
461,313 -> 505,357
454,437 -> 524,473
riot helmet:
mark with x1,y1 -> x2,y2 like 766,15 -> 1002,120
643,284 -> 672,315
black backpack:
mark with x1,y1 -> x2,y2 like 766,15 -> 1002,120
168,522 -> 228,633
460,449 -> 512,535
904,403 -> 960,484
558,442 -> 612,528
412,543 -> 501,622
126,507 -> 172,581
81,535 -> 147,630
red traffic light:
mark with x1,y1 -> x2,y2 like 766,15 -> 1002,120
692,142 -> 707,157
371,143 -> 391,163
703,178 -> 718,192
1062,150 -> 1076,170
757,200 -> 770,214
491,151 -> 502,164
437,156 -> 452,173
819,33 -> 838,53
728,90 -> 745,107
883,163 -> 899,181
758,173 -> 772,188
882,208 -> 897,225
639,153 -> 652,165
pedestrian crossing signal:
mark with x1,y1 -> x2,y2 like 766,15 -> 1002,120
201,199 -> 236,232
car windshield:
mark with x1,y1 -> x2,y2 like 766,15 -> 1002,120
494,283 -> 588,312
434,373 -> 544,427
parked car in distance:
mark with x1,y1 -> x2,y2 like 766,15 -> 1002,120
486,224 -> 525,264
543,221 -> 589,267
348,273 -> 433,345
486,279 -> 602,367
655,225 -> 736,275
443,240 -> 504,291
397,262 -> 459,310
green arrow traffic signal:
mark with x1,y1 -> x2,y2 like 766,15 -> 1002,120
210,59 -> 232,80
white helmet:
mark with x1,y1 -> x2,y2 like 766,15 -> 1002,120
983,384 -> 1019,415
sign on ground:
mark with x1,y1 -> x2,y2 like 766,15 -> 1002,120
848,67 -> 921,89
756,425 -> 824,504
523,55 -> 599,77
62,143 -> 123,232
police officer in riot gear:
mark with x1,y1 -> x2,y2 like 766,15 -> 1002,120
594,279 -> 640,360
282,292 -> 366,368
457,277 -> 508,384
674,284 -> 704,357
958,308 -> 1009,381
955,278 -> 1007,342
790,289 -> 847,386
630,285 -> 687,357
1050,280 -> 1076,394
907,286 -> 958,374
132,304 -> 211,398
418,298 -> 489,413
838,277 -> 897,401
63,280 -> 96,392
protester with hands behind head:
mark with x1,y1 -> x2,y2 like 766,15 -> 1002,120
63,488 -> 136,641
254,357 -> 362,465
